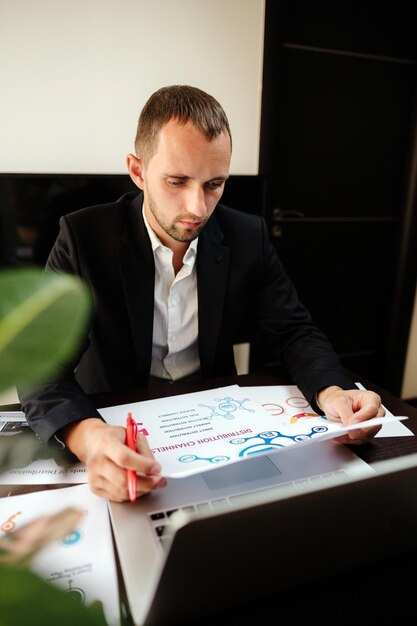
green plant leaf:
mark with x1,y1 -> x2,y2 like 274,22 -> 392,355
0,268 -> 91,394
0,562 -> 108,626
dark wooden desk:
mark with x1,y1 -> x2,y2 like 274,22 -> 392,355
2,371 -> 417,625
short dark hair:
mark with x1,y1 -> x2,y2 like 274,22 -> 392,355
134,85 -> 232,163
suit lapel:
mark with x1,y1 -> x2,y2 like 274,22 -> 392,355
118,193 -> 154,378
118,195 -> 230,379
197,214 -> 230,376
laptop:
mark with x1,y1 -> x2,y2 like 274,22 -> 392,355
108,440 -> 417,625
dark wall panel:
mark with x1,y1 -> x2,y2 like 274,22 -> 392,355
273,48 -> 415,217
275,219 -> 398,382
281,1 -> 417,59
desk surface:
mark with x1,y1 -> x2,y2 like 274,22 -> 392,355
2,371 -> 417,625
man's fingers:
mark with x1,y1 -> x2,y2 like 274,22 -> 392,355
87,455 -> 166,502
135,433 -> 162,475
323,390 -> 384,425
83,424 -> 165,502
108,436 -> 161,475
334,420 -> 382,444
87,455 -> 128,500
136,432 -> 158,464
347,423 -> 382,443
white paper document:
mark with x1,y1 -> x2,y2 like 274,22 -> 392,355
0,484 -> 120,626
99,384 -> 408,478
1,383 -> 411,484
0,459 -> 87,485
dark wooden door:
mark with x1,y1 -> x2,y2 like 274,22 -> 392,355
259,0 -> 417,394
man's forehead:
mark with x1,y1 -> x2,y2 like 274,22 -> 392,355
158,118 -> 230,147
150,120 -> 231,174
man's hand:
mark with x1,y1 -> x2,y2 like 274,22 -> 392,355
60,418 -> 167,502
316,386 -> 385,445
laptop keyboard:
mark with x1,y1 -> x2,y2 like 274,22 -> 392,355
149,469 -> 348,550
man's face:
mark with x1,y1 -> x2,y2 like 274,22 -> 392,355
137,119 -> 231,247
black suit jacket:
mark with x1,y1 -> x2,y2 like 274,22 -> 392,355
20,191 -> 355,441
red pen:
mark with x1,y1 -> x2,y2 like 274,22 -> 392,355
125,412 -> 138,502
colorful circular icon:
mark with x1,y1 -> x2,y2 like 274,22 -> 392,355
286,396 -> 310,408
261,403 -> 284,416
1,512 -> 21,534
60,529 -> 83,546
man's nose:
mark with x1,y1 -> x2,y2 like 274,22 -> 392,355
186,186 -> 208,218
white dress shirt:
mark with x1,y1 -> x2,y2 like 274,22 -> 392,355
143,208 -> 201,380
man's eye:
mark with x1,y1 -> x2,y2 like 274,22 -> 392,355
167,179 -> 184,186
206,180 -> 224,190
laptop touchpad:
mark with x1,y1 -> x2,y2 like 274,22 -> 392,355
202,456 -> 281,490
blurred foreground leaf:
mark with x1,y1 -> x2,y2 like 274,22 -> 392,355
0,268 -> 91,393
0,563 -> 108,626
0,267 -> 105,625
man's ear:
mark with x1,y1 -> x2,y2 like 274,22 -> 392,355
126,153 -> 145,190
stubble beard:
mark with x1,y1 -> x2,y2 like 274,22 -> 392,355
147,189 -> 207,243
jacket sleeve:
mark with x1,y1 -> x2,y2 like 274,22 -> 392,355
18,216 -> 103,443
253,217 -> 357,408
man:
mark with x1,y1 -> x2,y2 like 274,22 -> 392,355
20,85 -> 384,502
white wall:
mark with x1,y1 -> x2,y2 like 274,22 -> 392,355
0,0 -> 264,405
0,0 -> 265,175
